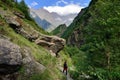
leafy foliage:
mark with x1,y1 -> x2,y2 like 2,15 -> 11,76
64,46 -> 88,80
62,0 -> 120,80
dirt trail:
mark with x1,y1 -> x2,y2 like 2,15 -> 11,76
59,67 -> 73,80
66,73 -> 73,80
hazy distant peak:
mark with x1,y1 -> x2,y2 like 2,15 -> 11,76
30,8 -> 77,32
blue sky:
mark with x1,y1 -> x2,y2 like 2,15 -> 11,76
26,0 -> 91,9
18,0 -> 91,9
18,0 -> 91,16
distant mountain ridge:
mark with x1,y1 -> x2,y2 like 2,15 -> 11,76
51,24 -> 67,37
30,8 -> 77,32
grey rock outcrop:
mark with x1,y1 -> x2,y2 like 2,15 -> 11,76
3,12 -> 65,56
4,16 -> 38,41
0,38 -> 22,75
5,16 -> 21,27
0,36 -> 46,80
35,35 -> 66,56
13,11 -> 25,19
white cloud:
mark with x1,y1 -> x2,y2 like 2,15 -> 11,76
56,0 -> 68,6
43,3 -> 83,16
31,1 -> 38,7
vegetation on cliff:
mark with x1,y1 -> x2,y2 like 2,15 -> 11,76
62,0 -> 120,80
51,24 -> 67,37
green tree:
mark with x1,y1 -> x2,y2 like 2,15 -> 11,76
17,0 -> 32,20
81,0 -> 120,79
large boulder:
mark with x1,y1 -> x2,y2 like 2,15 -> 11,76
0,38 -> 22,75
5,16 -> 21,27
0,36 -> 46,80
20,29 -> 39,42
35,35 -> 66,56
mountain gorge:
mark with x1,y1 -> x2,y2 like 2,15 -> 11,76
30,8 -> 77,32
0,0 -> 120,80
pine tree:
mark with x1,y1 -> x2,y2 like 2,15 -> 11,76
17,0 -> 32,20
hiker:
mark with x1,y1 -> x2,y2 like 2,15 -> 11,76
63,61 -> 68,75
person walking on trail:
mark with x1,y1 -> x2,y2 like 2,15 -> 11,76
63,61 -> 68,75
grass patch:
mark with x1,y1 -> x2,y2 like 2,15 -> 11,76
30,69 -> 66,80
24,19 -> 49,35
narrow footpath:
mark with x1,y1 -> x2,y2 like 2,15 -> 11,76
66,72 -> 73,80
59,67 -> 73,80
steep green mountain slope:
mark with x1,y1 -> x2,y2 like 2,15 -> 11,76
62,0 -> 120,80
51,24 -> 67,37
0,1 -> 72,80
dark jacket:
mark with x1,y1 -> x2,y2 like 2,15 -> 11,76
64,62 -> 67,68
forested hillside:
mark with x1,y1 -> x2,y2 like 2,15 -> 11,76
62,0 -> 120,80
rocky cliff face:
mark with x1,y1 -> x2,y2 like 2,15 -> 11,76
62,7 -> 89,47
0,10 -> 65,56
